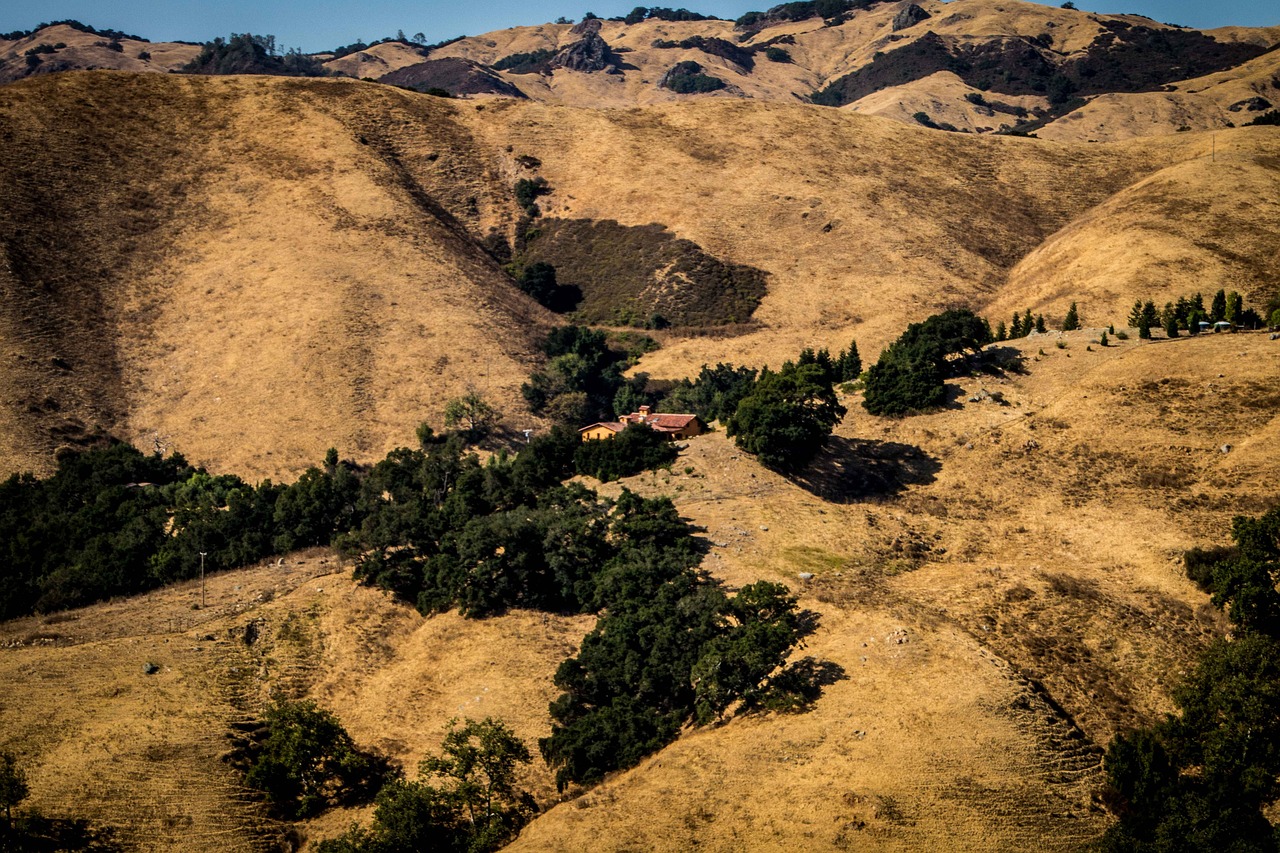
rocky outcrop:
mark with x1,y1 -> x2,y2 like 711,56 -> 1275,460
551,32 -> 616,73
892,3 -> 933,31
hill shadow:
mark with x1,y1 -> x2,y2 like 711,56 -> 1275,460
786,436 -> 940,503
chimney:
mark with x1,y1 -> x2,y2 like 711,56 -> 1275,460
638,405 -> 650,422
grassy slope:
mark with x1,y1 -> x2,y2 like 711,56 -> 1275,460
0,72 -> 555,480
3,331 -> 1276,850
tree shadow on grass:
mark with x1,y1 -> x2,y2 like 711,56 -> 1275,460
786,436 -> 941,503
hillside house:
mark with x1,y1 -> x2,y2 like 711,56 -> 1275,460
579,406 -> 705,442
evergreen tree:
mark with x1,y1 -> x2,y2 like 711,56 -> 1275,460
1211,288 -> 1227,322
1164,312 -> 1179,338
1141,300 -> 1159,330
1061,302 -> 1080,331
1010,312 -> 1023,338
1128,300 -> 1145,328
1023,309 -> 1035,336
835,340 -> 862,382
1035,314 -> 1046,334
1137,314 -> 1152,340
995,321 -> 1007,342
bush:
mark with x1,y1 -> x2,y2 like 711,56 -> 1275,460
764,46 -> 792,62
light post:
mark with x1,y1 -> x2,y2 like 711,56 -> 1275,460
199,551 -> 207,609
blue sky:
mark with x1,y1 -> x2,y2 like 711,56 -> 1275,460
2,0 -> 1275,53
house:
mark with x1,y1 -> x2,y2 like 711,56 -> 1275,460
578,406 -> 705,442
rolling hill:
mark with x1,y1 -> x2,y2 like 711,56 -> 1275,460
0,3 -> 1278,851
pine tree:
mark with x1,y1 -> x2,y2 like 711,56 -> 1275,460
1100,330 -> 1109,346
1035,315 -> 1046,333
1062,302 -> 1080,331
1141,300 -> 1159,330
1164,312 -> 1179,338
836,340 -> 862,382
995,321 -> 1007,342
1211,289 -> 1227,322
1023,309 -> 1035,336
1010,312 -> 1023,338
1138,315 -> 1152,340
1128,300 -> 1144,328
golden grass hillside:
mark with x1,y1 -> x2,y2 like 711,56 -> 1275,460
3,330 -> 1276,851
0,23 -> 199,82
0,72 -> 555,480
0,71 -> 1276,480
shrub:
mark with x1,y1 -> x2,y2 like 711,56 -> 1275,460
764,46 -> 792,62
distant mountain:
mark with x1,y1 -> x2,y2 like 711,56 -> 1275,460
3,0 -> 1277,139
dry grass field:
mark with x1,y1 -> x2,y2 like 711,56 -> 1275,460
0,32 -> 1278,851
3,329 -> 1275,850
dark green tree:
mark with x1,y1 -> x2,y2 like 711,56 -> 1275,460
725,362 -> 845,471
444,392 -> 500,442
317,718 -> 536,853
836,339 -> 862,381
1062,301 -> 1080,331
1010,311 -> 1024,338
575,423 -> 678,482
244,700 -> 393,820
1211,288 -> 1227,322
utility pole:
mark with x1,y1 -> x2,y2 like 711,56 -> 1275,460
199,551 -> 207,609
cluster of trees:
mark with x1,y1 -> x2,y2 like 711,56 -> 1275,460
0,19 -> 144,42
995,308 -> 1045,341
659,61 -> 726,94
522,326 -> 635,426
180,33 -> 328,76
863,309 -> 991,416
726,355 -> 846,472
1100,504 -> 1280,849
237,706 -> 537,853
240,700 -> 395,820
735,0 -> 878,29
0,442 -> 311,620
620,6 -> 721,23
334,429 -> 831,790
575,423 -> 677,481
1128,288 -> 1263,339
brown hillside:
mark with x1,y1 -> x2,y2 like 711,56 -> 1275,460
0,23 -> 199,83
1,73 -> 1277,478
0,72 -> 554,480
4,331 -> 1277,851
